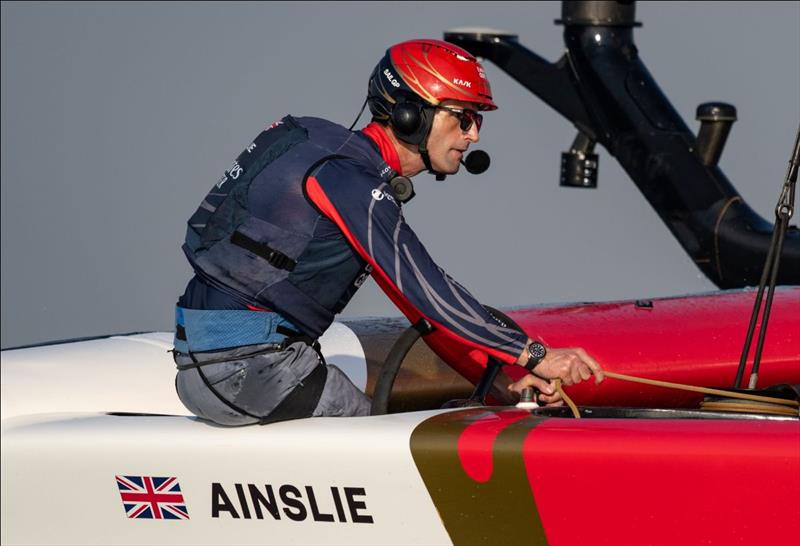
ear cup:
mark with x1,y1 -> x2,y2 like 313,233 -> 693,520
390,101 -> 422,136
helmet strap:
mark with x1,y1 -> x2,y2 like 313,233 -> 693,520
418,132 -> 447,181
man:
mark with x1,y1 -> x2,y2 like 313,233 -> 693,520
173,39 -> 603,426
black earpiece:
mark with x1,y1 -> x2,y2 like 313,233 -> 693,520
390,100 -> 423,136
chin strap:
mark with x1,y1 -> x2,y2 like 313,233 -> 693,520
418,131 -> 447,181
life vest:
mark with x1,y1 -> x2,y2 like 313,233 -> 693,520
182,115 -> 395,338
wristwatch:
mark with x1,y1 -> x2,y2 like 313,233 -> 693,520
524,341 -> 547,372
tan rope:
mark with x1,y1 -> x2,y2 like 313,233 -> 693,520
554,379 -> 581,419
550,371 -> 798,419
700,400 -> 797,416
602,371 -> 799,408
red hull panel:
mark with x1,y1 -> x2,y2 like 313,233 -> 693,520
411,408 -> 800,546
527,418 -> 800,546
424,288 -> 800,406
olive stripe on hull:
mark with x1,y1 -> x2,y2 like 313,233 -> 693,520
410,409 -> 550,546
410,408 -> 800,546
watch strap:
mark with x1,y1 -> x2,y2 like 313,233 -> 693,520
524,341 -> 546,372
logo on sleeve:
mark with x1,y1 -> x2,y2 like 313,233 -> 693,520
371,189 -> 397,205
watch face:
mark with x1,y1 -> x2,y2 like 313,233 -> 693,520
529,342 -> 546,360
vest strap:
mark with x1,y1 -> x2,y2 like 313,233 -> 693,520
174,344 -> 283,371
231,230 -> 297,271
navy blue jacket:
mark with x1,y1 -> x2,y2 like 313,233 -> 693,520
181,116 -> 527,363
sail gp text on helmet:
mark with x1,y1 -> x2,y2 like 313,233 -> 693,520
383,69 -> 401,88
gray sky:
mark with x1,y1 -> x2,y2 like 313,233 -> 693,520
2,1 -> 798,348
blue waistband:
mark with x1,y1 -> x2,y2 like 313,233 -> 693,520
174,306 -> 301,353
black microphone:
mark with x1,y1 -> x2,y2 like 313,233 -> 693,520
461,150 -> 491,174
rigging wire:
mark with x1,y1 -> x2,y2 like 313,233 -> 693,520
734,126 -> 800,389
554,128 -> 800,417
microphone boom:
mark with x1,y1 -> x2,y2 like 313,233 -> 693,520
461,150 -> 490,174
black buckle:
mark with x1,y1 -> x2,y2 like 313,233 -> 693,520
231,231 -> 297,272
276,325 -> 319,350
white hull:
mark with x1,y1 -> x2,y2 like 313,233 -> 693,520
1,324 -> 457,545
2,409 -> 453,546
1,324 -> 367,420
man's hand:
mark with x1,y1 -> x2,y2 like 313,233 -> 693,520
510,345 -> 604,406
533,347 -> 605,386
508,374 -> 565,406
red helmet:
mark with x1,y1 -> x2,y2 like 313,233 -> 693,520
367,39 -> 497,127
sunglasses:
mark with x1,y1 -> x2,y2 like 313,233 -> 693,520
436,105 -> 483,132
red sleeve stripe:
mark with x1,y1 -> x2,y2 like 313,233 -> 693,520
305,176 -> 518,367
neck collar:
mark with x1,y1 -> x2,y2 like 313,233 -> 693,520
362,122 -> 402,175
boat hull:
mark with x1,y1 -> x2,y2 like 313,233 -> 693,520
2,408 -> 797,546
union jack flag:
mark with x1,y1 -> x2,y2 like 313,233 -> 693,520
115,475 -> 190,520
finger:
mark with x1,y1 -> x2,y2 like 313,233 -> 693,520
509,374 -> 554,396
538,390 -> 563,404
508,374 -> 536,392
570,364 -> 583,385
577,348 -> 605,383
531,375 -> 555,396
578,362 -> 592,381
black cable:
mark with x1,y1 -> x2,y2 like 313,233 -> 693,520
734,126 -> 799,389
734,227 -> 779,388
749,211 -> 791,388
349,98 -> 368,131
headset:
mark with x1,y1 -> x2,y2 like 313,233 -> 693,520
389,96 -> 435,147
354,93 -> 490,191
355,93 -> 430,143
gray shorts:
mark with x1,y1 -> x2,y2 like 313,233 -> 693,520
174,341 -> 371,426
